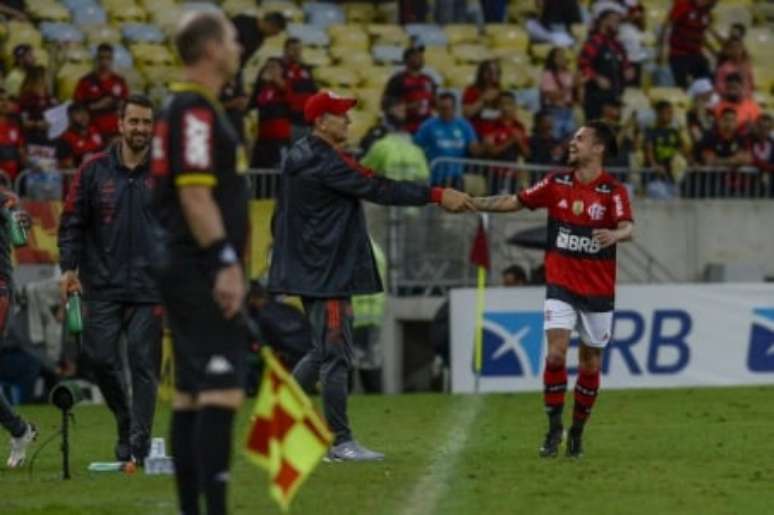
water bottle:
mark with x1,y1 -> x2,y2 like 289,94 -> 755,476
87,461 -> 136,474
145,437 -> 175,475
66,293 -> 83,334
8,209 -> 27,247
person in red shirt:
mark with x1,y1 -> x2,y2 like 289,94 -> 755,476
282,37 -> 318,140
0,87 -> 27,185
73,43 -> 129,143
462,60 -> 502,140
56,102 -> 104,169
484,92 -> 530,162
712,73 -> 762,132
249,57 -> 291,169
471,121 -> 634,459
659,0 -> 719,88
17,65 -> 57,145
383,45 -> 437,134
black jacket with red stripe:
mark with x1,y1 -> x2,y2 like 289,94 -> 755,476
268,134 -> 442,298
58,143 -> 160,303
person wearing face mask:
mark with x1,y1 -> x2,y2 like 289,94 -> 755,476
58,95 -> 162,466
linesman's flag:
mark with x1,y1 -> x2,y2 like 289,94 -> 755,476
245,347 -> 333,511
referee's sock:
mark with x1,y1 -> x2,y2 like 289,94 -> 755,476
171,410 -> 200,515
572,369 -> 600,433
543,360 -> 567,432
196,406 -> 235,515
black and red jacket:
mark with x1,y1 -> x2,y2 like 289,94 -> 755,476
56,125 -> 104,168
268,135 -> 442,298
58,143 -> 159,303
73,71 -> 129,138
283,60 -> 318,124
383,70 -> 436,133
250,81 -> 291,141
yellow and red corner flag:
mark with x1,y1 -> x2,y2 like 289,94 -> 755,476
469,215 -> 490,392
245,347 -> 333,512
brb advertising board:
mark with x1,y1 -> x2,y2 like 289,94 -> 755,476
450,284 -> 774,393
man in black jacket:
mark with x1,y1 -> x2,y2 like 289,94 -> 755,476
58,94 -> 161,464
269,90 -> 473,461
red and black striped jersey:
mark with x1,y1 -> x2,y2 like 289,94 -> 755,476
518,171 -> 633,311
668,0 -> 712,57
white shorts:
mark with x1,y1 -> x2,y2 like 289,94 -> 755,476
543,299 -> 613,348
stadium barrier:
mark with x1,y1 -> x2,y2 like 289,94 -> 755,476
449,284 -> 774,393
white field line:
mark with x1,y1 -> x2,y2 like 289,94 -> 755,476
399,395 -> 484,515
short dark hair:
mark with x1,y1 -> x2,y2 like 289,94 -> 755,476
654,100 -> 672,112
502,265 -> 527,283
586,120 -> 618,158
68,102 -> 87,116
263,11 -> 287,31
720,107 -> 737,118
403,45 -> 424,62
284,37 -> 301,49
438,92 -> 456,104
725,72 -> 743,84
96,43 -> 113,54
119,94 -> 154,119
500,90 -> 516,102
175,11 -> 227,65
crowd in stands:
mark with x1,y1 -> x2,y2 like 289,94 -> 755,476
0,0 -> 771,202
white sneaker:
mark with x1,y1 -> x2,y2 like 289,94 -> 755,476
7,423 -> 37,469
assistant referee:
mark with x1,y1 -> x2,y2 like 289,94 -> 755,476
150,11 -> 247,515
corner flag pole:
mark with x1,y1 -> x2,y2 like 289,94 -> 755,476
470,214 -> 490,394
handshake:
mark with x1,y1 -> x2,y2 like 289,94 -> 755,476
438,188 -> 477,213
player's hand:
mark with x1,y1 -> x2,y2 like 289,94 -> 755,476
214,264 -> 246,320
592,229 -> 618,249
59,270 -> 83,302
440,188 -> 475,213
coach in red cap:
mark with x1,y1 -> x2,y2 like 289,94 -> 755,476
269,90 -> 471,461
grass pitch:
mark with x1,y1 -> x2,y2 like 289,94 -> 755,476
1,386 -> 773,515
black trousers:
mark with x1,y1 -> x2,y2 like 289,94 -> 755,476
669,54 -> 711,89
81,300 -> 161,456
293,298 -> 353,445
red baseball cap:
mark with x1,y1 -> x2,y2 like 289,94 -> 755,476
304,91 -> 358,123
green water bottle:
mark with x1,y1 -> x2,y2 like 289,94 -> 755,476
7,209 -> 27,247
66,293 -> 83,334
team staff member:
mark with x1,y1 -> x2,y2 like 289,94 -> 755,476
268,90 -> 473,461
471,121 -> 634,459
0,189 -> 37,469
150,12 -> 247,515
58,95 -> 161,465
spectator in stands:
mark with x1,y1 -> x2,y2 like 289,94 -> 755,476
383,45 -> 437,134
644,100 -> 691,198
696,108 -> 754,197
249,58 -> 291,169
484,92 -> 530,162
0,87 -> 27,184
600,99 -> 639,170
73,43 -> 129,143
220,76 -> 248,142
529,110 -> 566,165
578,2 -> 634,121
617,1 -> 649,86
414,92 -> 482,187
526,0 -> 581,48
659,0 -> 718,88
282,37 -> 318,141
4,44 -> 36,98
480,0 -> 507,23
714,37 -> 754,100
713,73 -> 761,132
361,98 -> 430,183
399,0 -> 429,24
231,11 -> 286,67
0,1 -> 27,21
360,96 -> 407,154
502,264 -> 528,286
686,78 -> 715,156
56,103 -> 103,170
750,114 -> 774,187
462,60 -> 502,140
539,47 -> 579,139
17,66 -> 56,146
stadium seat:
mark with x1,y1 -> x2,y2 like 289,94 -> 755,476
122,23 -> 166,44
27,0 -> 72,22
84,24 -> 122,45
287,23 -> 330,46
486,24 -> 529,51
301,47 -> 332,67
72,5 -> 107,28
62,45 -> 92,64
500,63 -> 534,89
122,67 -> 147,92
262,1 -> 304,23
56,62 -> 92,100
304,2 -> 346,29
423,47 -> 455,73
328,25 -> 370,50
649,87 -> 690,108
445,64 -> 477,88
444,24 -> 479,46
109,4 -> 149,24
490,47 -> 530,65
344,2 -> 376,24
347,109 -> 377,145
223,0 -> 259,17
331,48 -> 373,67
40,22 -> 84,44
372,44 -> 404,65
354,87 -> 383,114
130,43 -> 175,67
314,66 -> 362,88
367,24 -> 408,46
405,24 -> 449,47
529,43 -> 553,63
713,5 -> 754,34
61,0 -> 98,11
451,44 -> 493,64
755,66 -> 774,94
4,22 -> 44,57
357,65 -> 396,88
107,44 -> 134,70
142,64 -> 181,86
179,2 -> 221,14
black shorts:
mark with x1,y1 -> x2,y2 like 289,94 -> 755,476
157,263 -> 247,394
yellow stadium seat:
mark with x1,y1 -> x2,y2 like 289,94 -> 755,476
451,44 -> 493,64
84,25 -> 122,45
131,44 -> 175,67
347,109 -> 377,146
251,34 -> 286,64
151,7 -> 183,37
27,0 -> 71,22
356,65 -> 396,88
755,66 -> 774,94
485,24 -> 528,51
345,2 -> 377,24
570,23 -> 587,43
332,48 -> 374,67
109,4 -> 148,23
223,0 -> 258,17
713,5 -> 753,33
314,66 -> 362,88
354,88 -> 383,114
367,24 -> 408,46
123,67 -> 147,93
62,46 -> 92,65
142,64 -> 182,86
423,46 -> 454,70
302,47 -> 332,67
6,21 -> 44,49
529,43 -> 553,63
262,1 -> 304,23
490,48 -> 529,66
328,25 -> 370,50
649,87 -> 690,108
445,64 -> 477,88
444,24 -> 479,45
56,63 -> 91,100
500,63 -> 534,89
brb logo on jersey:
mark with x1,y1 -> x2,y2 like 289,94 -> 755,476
556,227 -> 601,254
747,308 -> 774,372
479,312 -> 544,377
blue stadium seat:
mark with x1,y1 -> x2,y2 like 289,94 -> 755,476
91,43 -> 134,69
287,23 -> 329,46
40,22 -> 85,44
304,2 -> 346,28
405,24 -> 449,47
122,23 -> 165,44
180,2 -> 221,13
73,5 -> 107,27
61,0 -> 98,11
371,44 -> 403,65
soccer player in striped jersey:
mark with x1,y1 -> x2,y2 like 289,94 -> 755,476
471,121 -> 634,458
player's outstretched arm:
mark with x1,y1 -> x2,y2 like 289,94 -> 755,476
439,188 -> 475,213
471,194 -> 522,213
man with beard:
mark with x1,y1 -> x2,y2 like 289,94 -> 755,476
58,94 -> 161,465
469,121 -> 634,459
